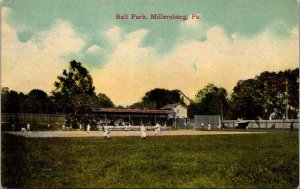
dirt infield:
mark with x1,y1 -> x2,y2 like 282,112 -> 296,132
4,130 -> 268,138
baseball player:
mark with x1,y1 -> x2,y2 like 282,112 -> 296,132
87,124 -> 91,133
154,122 -> 161,135
21,127 -> 26,133
62,124 -> 66,131
141,124 -> 146,139
103,126 -> 111,139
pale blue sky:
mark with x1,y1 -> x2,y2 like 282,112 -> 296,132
2,0 -> 298,105
3,0 -> 297,67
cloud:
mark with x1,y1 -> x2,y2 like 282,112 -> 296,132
104,25 -> 122,45
38,20 -> 85,55
178,14 -> 208,41
86,45 -> 103,55
2,6 -> 298,106
1,8 -> 86,94
91,23 -> 298,106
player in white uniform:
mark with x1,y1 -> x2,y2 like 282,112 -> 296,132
21,127 -> 26,133
87,124 -> 91,133
140,124 -> 146,139
154,122 -> 161,135
26,123 -> 31,131
62,124 -> 66,131
103,126 -> 111,139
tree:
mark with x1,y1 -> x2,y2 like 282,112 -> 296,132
230,68 -> 299,119
52,60 -> 96,114
189,84 -> 230,119
18,92 -> 28,113
92,93 -> 115,108
255,71 -> 286,119
26,89 -> 48,113
1,87 -> 10,113
279,68 -> 299,118
2,89 -> 21,113
129,88 -> 184,109
231,79 -> 264,119
128,101 -> 145,109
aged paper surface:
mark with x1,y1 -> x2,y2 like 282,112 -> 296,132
1,0 -> 299,188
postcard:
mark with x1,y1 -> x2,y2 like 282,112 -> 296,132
1,0 -> 299,188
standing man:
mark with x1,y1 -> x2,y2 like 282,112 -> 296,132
87,124 -> 91,133
62,124 -> 66,131
154,122 -> 161,135
141,124 -> 146,139
208,124 -> 211,131
26,123 -> 31,131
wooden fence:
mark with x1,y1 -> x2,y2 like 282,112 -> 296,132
221,119 -> 298,129
1,113 -> 65,130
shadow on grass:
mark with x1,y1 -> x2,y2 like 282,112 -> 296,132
1,133 -> 29,187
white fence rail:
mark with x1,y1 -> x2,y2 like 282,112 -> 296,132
222,119 -> 298,129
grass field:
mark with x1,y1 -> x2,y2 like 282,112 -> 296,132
2,131 -> 299,188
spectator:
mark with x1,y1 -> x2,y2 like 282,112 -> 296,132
26,123 -> 31,131
290,121 -> 294,132
271,122 -> 275,129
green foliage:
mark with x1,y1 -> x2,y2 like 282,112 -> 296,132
130,88 -> 183,109
231,68 -> 299,119
27,89 -> 48,113
231,79 -> 264,119
2,131 -> 298,188
189,84 -> 230,119
282,68 -> 299,118
52,60 -> 95,114
91,93 -> 115,108
1,88 -> 22,113
1,87 -> 10,112
1,87 -> 57,114
127,101 -> 145,109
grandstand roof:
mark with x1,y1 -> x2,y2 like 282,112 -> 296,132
92,108 -> 169,114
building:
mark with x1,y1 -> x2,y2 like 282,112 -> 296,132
91,108 -> 169,126
160,103 -> 188,119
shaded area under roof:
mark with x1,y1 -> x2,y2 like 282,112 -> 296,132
92,108 -> 170,114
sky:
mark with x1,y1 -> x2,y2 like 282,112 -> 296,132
1,0 -> 299,106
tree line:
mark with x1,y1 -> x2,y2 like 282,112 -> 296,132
1,60 -> 298,120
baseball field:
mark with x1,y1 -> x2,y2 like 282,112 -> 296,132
1,130 -> 299,188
